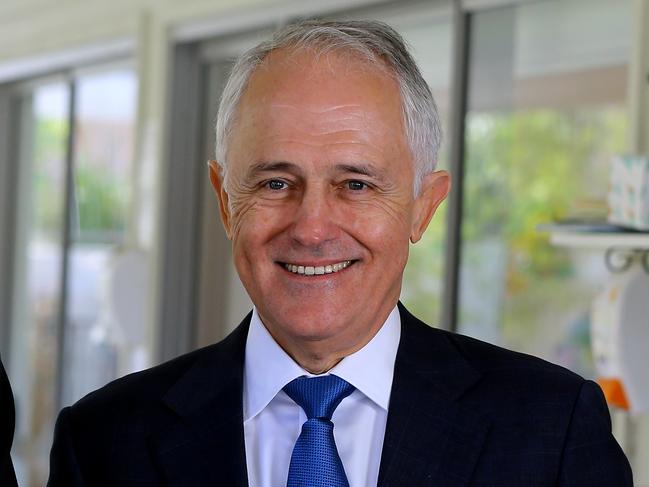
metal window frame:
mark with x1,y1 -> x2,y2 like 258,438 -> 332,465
156,44 -> 206,361
0,89 -> 20,363
0,39 -> 134,85
54,77 -> 76,410
441,2 -> 471,332
2,59 -> 136,408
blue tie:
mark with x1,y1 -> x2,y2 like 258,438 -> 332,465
284,375 -> 355,487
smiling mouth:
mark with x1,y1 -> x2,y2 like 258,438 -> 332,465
282,260 -> 354,276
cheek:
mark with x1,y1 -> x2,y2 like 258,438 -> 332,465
229,207 -> 264,269
228,194 -> 256,238
231,223 -> 273,299
229,194 -> 281,242
344,200 -> 413,248
230,204 -> 286,270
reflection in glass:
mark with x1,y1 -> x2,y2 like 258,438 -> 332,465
459,0 -> 630,377
10,82 -> 69,487
61,69 -> 142,407
397,13 -> 452,326
9,68 -> 142,487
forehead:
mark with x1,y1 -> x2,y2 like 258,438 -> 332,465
232,48 -> 406,143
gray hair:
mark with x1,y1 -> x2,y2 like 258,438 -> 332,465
215,19 -> 442,195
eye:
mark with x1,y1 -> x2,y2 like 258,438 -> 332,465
266,179 -> 288,190
346,180 -> 368,191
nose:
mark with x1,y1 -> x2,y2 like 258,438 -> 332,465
289,186 -> 339,247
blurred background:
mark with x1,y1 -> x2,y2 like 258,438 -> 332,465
0,0 -> 648,485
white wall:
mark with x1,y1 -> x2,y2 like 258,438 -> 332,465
0,0 -> 275,63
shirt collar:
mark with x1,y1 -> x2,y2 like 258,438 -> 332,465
243,306 -> 401,422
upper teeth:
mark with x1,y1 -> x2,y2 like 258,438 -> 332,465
284,260 -> 352,275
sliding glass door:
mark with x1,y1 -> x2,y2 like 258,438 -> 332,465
9,79 -> 70,485
458,0 -> 631,376
6,65 -> 144,487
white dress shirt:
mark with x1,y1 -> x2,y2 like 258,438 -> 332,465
243,306 -> 401,487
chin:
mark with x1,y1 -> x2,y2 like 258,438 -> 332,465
265,302 -> 349,339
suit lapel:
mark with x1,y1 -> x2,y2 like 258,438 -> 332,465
151,315 -> 251,487
147,306 -> 490,486
378,304 -> 490,487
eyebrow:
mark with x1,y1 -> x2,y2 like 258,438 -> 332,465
245,160 -> 387,181
245,161 -> 304,179
334,163 -> 384,180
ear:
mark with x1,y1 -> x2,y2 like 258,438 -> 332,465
208,160 -> 233,239
410,170 -> 451,243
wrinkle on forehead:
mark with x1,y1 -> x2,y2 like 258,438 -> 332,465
270,103 -> 362,113
240,49 -> 402,115
259,102 -> 390,138
258,46 -> 392,78
267,103 -> 367,121
227,48 -> 408,165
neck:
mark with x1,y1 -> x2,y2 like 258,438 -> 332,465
270,323 -> 385,375
255,302 -> 397,376
295,355 -> 344,375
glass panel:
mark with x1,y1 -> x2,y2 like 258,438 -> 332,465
60,68 -> 144,406
459,0 -> 631,377
376,12 -> 453,327
197,61 -> 254,347
10,81 -> 69,487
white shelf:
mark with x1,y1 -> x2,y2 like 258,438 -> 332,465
548,231 -> 649,250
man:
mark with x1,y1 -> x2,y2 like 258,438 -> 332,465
1,357 -> 17,487
48,20 -> 632,486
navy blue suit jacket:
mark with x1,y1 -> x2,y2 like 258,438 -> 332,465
1,357 -> 17,487
48,304 -> 633,486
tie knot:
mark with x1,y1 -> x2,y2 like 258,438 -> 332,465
283,375 -> 355,420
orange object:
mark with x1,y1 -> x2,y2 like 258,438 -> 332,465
597,378 -> 630,410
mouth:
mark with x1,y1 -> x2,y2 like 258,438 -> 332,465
280,259 -> 356,276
